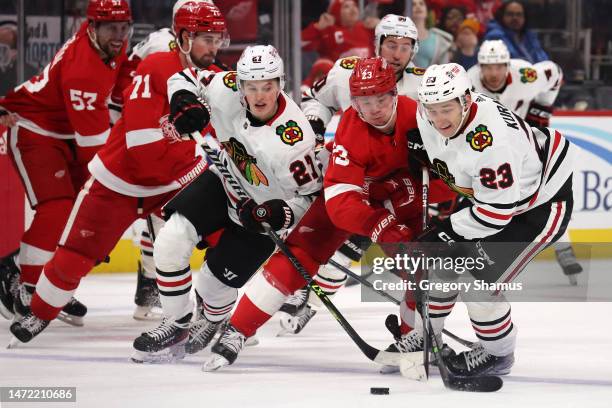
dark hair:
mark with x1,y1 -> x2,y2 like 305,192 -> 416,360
494,0 -> 528,32
437,6 -> 467,32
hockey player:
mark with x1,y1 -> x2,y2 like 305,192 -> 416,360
468,39 -> 582,281
281,14 -> 431,335
130,45 -> 321,363
201,57 -> 453,371
110,0 -> 229,321
7,1 -> 228,345
410,63 -> 575,376
0,0 -> 132,325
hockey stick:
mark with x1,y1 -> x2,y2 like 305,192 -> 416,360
418,167 -> 503,392
190,131 -> 424,375
327,258 -> 476,349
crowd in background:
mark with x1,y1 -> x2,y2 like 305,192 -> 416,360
301,0 -> 549,77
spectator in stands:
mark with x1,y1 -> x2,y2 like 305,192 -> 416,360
301,0 -> 376,61
452,17 -> 480,70
484,0 -> 549,63
412,0 -> 454,67
438,6 -> 467,37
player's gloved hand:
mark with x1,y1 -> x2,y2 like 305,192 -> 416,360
306,115 -> 326,146
415,216 -> 463,244
169,90 -> 210,135
525,102 -> 553,128
237,198 -> 295,233
369,212 -> 413,243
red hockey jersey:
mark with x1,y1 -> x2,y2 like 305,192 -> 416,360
0,22 -> 125,149
324,96 -> 453,237
88,50 -> 204,197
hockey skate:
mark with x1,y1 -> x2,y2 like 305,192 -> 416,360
445,343 -> 514,377
8,312 -> 51,347
133,261 -> 162,321
279,286 -> 309,316
0,250 -> 20,319
14,283 -> 87,326
555,246 -> 583,285
278,305 -> 317,336
131,314 -> 191,363
202,323 -> 246,372
185,316 -> 227,354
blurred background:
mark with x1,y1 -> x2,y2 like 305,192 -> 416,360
0,0 -> 611,109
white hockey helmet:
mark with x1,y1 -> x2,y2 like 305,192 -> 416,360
237,45 -> 285,105
478,40 -> 510,65
375,14 -> 419,56
418,63 -> 471,105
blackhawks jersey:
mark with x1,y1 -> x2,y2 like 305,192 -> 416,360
168,69 -> 322,227
468,59 -> 563,119
417,93 -> 574,240
301,56 -> 425,127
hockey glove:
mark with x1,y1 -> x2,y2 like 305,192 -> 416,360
237,198 -> 295,233
369,213 -> 413,243
306,115 -> 326,146
525,102 -> 553,128
169,90 -> 211,135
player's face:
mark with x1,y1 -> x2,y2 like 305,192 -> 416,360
481,63 -> 508,91
380,37 -> 414,77
94,21 -> 131,58
353,92 -> 396,128
243,79 -> 280,122
188,31 -> 223,68
423,99 -> 464,138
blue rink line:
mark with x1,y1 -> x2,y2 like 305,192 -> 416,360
1,352 -> 612,387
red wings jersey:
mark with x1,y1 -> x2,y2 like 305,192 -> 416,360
323,96 -> 421,236
0,22 -> 125,147
301,56 -> 424,128
112,28 -> 227,106
417,93 -> 574,240
89,51 -> 204,197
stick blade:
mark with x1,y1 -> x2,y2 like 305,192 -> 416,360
447,375 -> 503,392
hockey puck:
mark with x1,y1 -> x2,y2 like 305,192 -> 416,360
370,387 -> 389,395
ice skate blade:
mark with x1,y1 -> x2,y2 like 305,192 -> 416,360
131,343 -> 186,364
7,336 -> 21,349
568,274 -> 578,286
202,354 -> 230,372
380,364 -> 400,374
277,313 -> 298,336
57,312 -> 84,327
133,306 -> 163,321
399,358 -> 427,381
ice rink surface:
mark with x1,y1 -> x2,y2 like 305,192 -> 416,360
1,260 -> 611,408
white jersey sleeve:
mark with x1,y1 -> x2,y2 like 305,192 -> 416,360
532,60 -> 563,107
300,56 -> 357,127
130,28 -> 177,61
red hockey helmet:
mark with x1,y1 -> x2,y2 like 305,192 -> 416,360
173,1 -> 227,39
349,57 -> 396,97
86,0 -> 132,23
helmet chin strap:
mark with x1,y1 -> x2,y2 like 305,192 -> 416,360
178,34 -> 195,68
87,25 -> 105,57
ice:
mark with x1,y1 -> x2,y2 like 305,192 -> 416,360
1,261 -> 611,407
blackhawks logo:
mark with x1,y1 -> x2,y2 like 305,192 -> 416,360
168,39 -> 177,51
222,137 -> 269,186
432,158 -> 474,198
406,66 -> 426,76
223,71 -> 238,91
466,124 -> 493,152
276,120 -> 304,146
519,67 -> 537,83
339,56 -> 359,70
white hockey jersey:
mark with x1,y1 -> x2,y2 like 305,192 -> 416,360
168,69 -> 322,227
468,59 -> 563,118
301,56 -> 425,127
130,28 -> 177,60
417,93 -> 574,240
